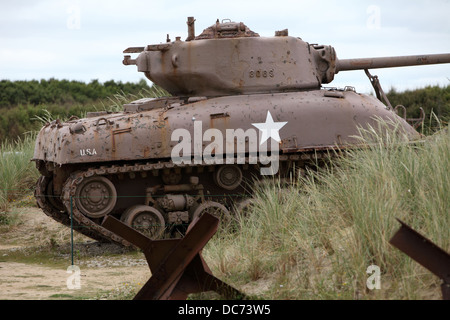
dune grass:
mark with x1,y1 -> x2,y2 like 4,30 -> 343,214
203,120 -> 449,300
0,134 -> 40,220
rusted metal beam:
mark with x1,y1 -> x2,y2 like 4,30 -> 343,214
101,213 -> 245,300
102,215 -> 150,250
389,218 -> 450,300
136,214 -> 220,300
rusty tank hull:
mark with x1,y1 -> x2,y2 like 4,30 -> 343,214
34,90 -> 419,165
33,18 -> 450,246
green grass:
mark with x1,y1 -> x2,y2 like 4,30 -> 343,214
203,119 -> 449,300
0,134 -> 40,219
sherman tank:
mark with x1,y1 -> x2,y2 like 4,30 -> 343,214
33,17 -> 450,246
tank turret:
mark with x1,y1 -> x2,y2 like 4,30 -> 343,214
123,17 -> 450,97
32,17 -> 450,246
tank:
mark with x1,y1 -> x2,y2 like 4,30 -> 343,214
33,18 -> 450,246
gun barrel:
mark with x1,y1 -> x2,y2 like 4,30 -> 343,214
336,53 -> 450,72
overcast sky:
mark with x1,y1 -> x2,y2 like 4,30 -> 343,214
1,0 -> 449,94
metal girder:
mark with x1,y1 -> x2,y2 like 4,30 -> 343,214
102,213 -> 245,300
389,219 -> 450,300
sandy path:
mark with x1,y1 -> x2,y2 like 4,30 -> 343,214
0,207 -> 150,300
0,261 -> 150,299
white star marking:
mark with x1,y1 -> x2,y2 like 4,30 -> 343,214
252,111 -> 288,145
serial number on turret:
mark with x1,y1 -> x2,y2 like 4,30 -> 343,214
249,69 -> 274,78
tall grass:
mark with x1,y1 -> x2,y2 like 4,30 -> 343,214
0,134 -> 40,218
99,86 -> 170,113
203,120 -> 449,300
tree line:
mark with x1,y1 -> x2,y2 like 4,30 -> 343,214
387,85 -> 450,121
0,79 -> 151,140
0,78 -> 150,108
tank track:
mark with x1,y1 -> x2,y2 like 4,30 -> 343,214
39,151 -> 330,247
35,176 -> 108,242
61,170 -> 131,246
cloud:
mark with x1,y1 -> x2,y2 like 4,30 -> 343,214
0,0 -> 449,93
